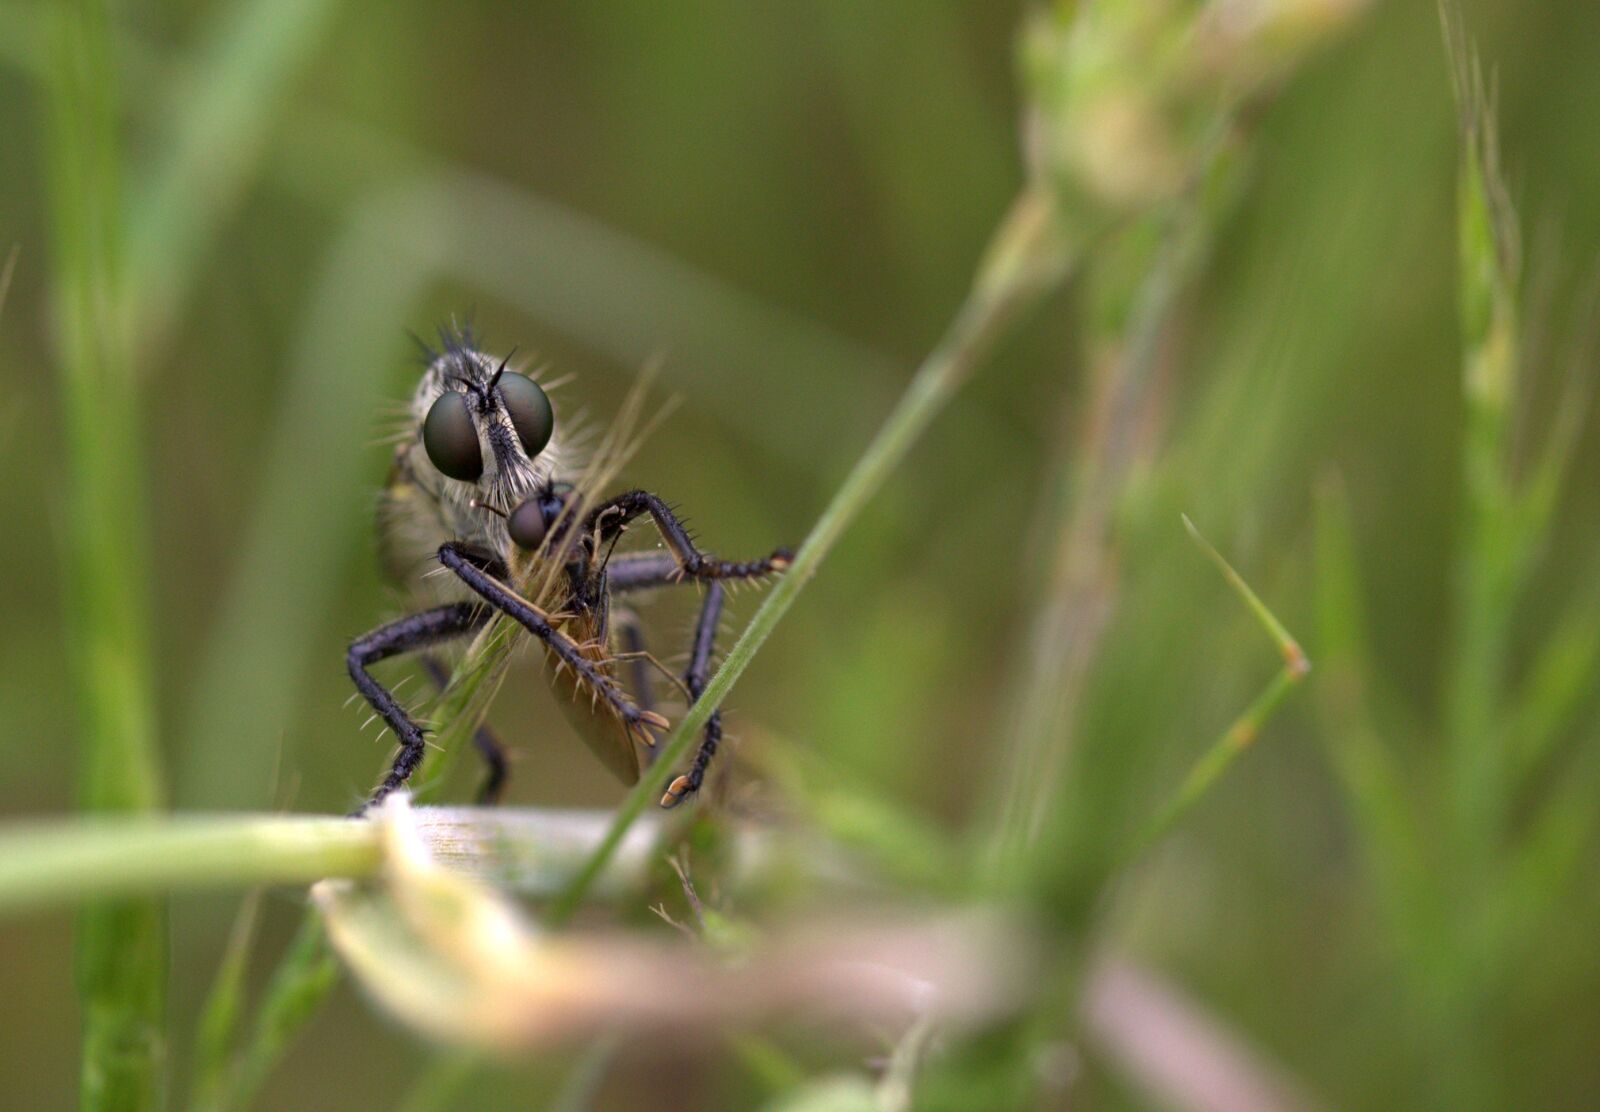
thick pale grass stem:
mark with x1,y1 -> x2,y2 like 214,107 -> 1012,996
0,807 -> 709,919
0,817 -> 380,916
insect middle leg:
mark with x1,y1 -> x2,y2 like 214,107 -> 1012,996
609,560 -> 751,807
590,490 -> 792,582
348,602 -> 485,812
660,581 -> 727,807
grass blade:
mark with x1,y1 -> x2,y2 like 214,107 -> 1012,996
1310,476 -> 1431,944
188,893 -> 264,1112
222,915 -> 341,1112
124,0 -> 342,363
1124,519 -> 1309,861
41,1 -> 168,1106
393,1053 -> 485,1112
1440,0 -> 1523,855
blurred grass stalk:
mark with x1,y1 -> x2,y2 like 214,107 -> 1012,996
1125,517 -> 1310,859
121,0 -> 341,367
1303,6 -> 1600,1106
201,915 -> 340,1112
1440,0 -> 1524,864
984,202 -> 1194,876
987,0 -> 1366,887
548,180 -> 1080,924
41,1 -> 168,1108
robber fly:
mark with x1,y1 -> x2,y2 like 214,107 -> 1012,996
348,327 -> 791,813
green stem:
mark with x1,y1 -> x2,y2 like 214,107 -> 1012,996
546,186 -> 1078,925
222,915 -> 341,1112
0,816 -> 381,916
0,806 -> 795,919
1122,519 -> 1310,863
1124,666 -> 1304,862
42,1 -> 169,1107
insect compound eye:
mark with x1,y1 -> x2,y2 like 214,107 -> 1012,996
506,497 -> 549,551
421,391 -> 483,481
497,372 -> 554,457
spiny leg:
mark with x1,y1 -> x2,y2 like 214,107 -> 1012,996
661,581 -> 727,808
589,490 -> 792,582
348,602 -> 484,813
437,542 -> 669,746
605,547 -> 784,807
419,656 -> 508,805
606,551 -> 782,594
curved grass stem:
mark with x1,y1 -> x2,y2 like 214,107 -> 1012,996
546,185 -> 1079,925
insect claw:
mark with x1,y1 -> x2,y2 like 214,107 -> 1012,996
660,775 -> 693,807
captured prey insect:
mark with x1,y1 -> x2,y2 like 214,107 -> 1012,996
348,328 -> 792,814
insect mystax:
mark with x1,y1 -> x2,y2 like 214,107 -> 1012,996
348,327 -> 791,813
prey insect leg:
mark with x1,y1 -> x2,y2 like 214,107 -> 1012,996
613,611 -> 659,721
419,656 -> 509,805
660,581 -> 727,808
437,542 -> 669,746
348,602 -> 485,813
590,490 -> 792,582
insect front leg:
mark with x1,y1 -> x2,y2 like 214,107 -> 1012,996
590,490 -> 792,582
436,543 -> 670,746
419,656 -> 509,805
348,602 -> 485,813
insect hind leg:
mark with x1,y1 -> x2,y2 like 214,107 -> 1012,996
348,602 -> 485,814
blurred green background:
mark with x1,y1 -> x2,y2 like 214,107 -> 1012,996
2,1 -> 1599,1108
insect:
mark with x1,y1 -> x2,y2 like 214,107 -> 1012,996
348,327 -> 791,814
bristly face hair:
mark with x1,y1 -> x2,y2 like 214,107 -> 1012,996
399,325 -> 566,568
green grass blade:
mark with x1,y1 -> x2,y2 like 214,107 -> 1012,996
546,186 -> 1078,924
982,198 -> 1213,876
393,1052 -> 485,1112
1310,476 -> 1432,942
123,0 -> 341,362
1440,0 -> 1523,855
177,194 -> 440,807
222,915 -> 341,1112
188,892 -> 264,1112
544,1035 -> 622,1112
1181,516 -> 1307,672
1124,520 -> 1309,861
1506,583 -> 1600,786
41,1 -> 168,1107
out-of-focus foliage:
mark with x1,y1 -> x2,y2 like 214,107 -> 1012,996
2,1 -> 1599,1108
